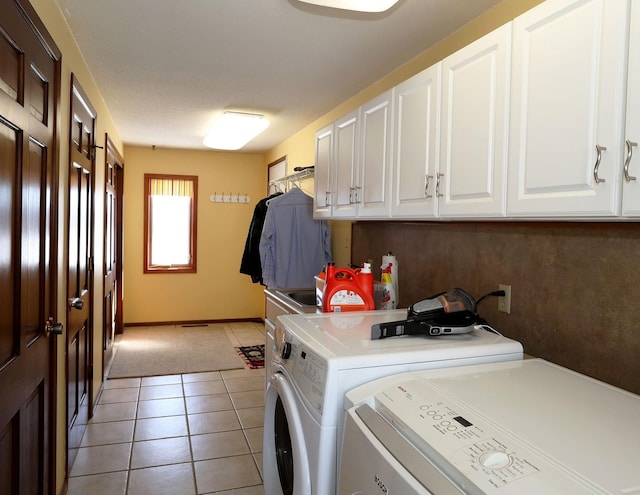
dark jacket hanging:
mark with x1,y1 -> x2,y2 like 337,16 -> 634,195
240,192 -> 282,284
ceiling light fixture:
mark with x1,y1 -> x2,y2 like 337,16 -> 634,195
203,111 -> 270,150
296,0 -> 399,12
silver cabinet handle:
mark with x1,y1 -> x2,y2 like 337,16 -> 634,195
425,174 -> 433,199
349,186 -> 362,204
624,140 -> 637,182
68,297 -> 84,310
435,173 -> 444,198
594,145 -> 606,184
325,191 -> 333,206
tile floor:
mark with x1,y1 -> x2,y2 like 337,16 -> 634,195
67,322 -> 266,495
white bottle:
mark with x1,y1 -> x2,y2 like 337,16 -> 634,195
380,263 -> 396,310
381,253 -> 398,305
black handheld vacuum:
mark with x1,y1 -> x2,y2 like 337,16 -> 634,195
371,288 -> 501,339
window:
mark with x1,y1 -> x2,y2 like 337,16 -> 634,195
144,174 -> 198,273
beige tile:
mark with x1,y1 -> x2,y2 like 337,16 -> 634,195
80,420 -> 134,447
131,436 -> 192,469
207,485 -> 264,495
235,407 -> 264,430
127,463 -> 196,495
70,443 -> 132,477
137,397 -> 186,419
188,410 -> 240,435
139,383 -> 184,401
223,376 -> 264,393
195,455 -> 262,493
185,394 -> 234,414
253,452 -> 264,480
191,430 -> 250,461
134,415 -> 188,441
66,470 -> 128,495
243,427 -> 263,453
229,390 -> 264,409
91,402 -> 137,423
141,374 -> 182,387
103,378 -> 141,390
182,371 -> 222,383
221,368 -> 263,380
99,387 -> 140,404
183,380 -> 227,397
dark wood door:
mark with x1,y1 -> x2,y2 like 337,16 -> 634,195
0,0 -> 61,493
103,136 -> 123,375
66,75 -> 96,466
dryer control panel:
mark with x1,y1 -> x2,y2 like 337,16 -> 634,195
370,379 -> 599,494
283,339 -> 327,418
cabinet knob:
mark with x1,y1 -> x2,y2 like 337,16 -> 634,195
624,140 -> 637,182
593,145 -> 606,184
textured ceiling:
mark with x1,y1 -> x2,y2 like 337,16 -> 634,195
54,0 -> 502,152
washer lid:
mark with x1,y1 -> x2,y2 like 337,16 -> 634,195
277,310 -> 522,368
367,359 -> 640,494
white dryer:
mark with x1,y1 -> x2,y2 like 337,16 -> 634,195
263,309 -> 523,495
340,359 -> 640,494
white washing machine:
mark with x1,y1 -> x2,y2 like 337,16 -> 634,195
340,358 -> 640,494
263,309 -> 523,495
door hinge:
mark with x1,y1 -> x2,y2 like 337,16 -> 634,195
88,256 -> 94,272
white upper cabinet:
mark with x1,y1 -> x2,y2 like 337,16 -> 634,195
391,64 -> 441,218
622,1 -> 640,216
313,122 -> 334,218
439,23 -> 511,218
507,0 -> 629,217
332,109 -> 360,218
358,89 -> 393,218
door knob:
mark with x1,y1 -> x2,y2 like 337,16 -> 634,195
68,297 -> 84,310
45,317 -> 63,338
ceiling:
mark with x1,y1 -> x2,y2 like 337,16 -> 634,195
55,0 -> 502,153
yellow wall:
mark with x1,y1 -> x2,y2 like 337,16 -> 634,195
122,146 -> 267,323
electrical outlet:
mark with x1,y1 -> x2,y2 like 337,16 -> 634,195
498,284 -> 511,314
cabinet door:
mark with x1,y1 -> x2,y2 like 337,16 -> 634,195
332,109 -> 360,218
358,90 -> 393,218
391,64 -> 441,218
623,1 -> 640,216
439,23 -> 511,218
507,0 -> 629,217
314,123 -> 334,218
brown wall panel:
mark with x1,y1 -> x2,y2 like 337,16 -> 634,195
352,221 -> 640,395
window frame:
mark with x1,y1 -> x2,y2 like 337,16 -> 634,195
143,173 -> 198,274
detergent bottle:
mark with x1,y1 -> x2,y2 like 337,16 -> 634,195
322,262 -> 375,312
380,262 -> 397,310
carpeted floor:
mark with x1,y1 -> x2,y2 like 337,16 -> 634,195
107,325 -> 245,379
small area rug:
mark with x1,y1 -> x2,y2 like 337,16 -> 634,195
235,345 -> 265,369
108,325 -> 245,379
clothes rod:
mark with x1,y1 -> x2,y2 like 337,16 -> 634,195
269,167 -> 314,193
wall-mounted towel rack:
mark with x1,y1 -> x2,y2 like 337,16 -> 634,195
209,192 -> 251,204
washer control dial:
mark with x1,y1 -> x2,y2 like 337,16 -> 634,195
479,451 -> 511,470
